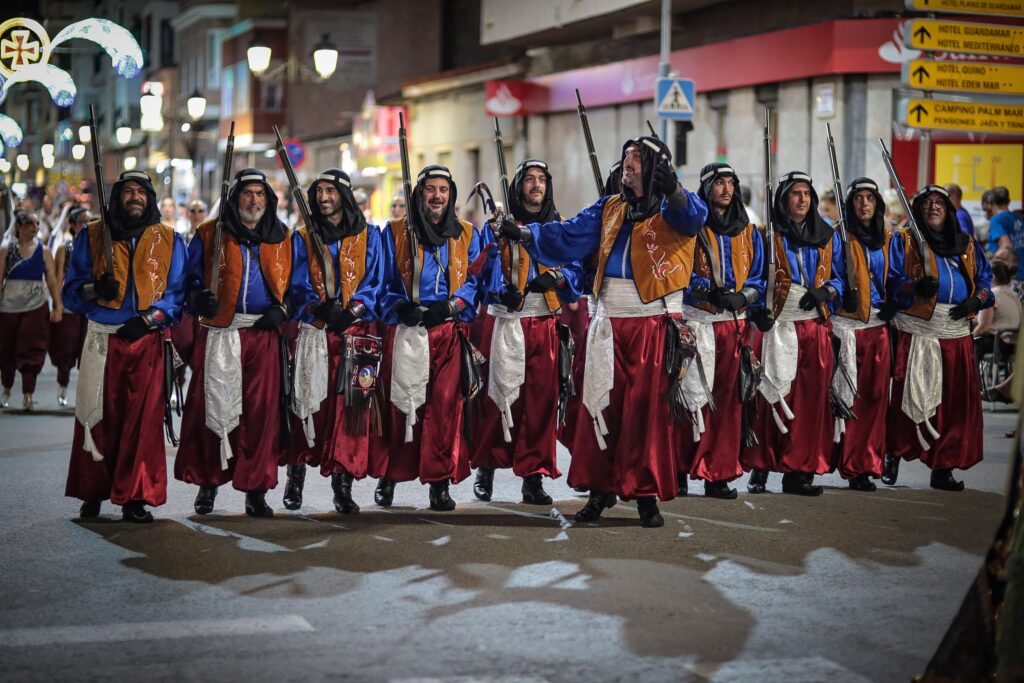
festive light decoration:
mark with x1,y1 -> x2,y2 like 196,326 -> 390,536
71,143 -> 85,160
0,17 -> 144,147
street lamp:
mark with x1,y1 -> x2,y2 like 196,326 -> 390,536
312,34 -> 339,80
42,155 -> 54,169
16,154 -> 29,171
124,155 -> 137,170
0,159 -> 9,174
116,125 -> 132,146
72,144 -> 85,160
78,125 -> 91,143
187,89 -> 207,121
246,37 -> 272,77
140,88 -> 164,132
246,33 -> 339,82
41,143 -> 54,157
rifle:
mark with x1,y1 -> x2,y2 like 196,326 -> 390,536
273,125 -> 335,299
825,122 -> 858,306
397,112 -> 423,306
575,89 -> 605,200
492,117 -> 520,299
207,121 -> 235,293
878,139 -> 934,281
646,120 -> 658,138
762,108 -> 776,320
87,105 -> 114,278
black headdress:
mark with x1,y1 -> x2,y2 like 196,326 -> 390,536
409,165 -> 461,247
844,177 -> 886,250
911,184 -> 969,257
620,135 -> 673,220
306,167 -> 366,241
508,159 -> 557,224
224,168 -> 288,244
772,171 -> 833,248
106,170 -> 161,241
698,163 -> 749,237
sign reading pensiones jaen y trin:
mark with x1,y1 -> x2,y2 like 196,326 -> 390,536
903,98 -> 1024,134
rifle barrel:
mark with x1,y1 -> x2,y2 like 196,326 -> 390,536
878,138 -> 933,279
575,89 -> 606,199
88,106 -> 114,277
207,121 -> 234,293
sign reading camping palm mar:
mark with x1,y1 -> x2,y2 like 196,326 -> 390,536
903,59 -> 1024,95
903,98 -> 1024,134
904,19 -> 1023,57
904,0 -> 1024,19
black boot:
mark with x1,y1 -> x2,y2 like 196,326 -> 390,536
374,478 -> 395,507
930,468 -> 965,491
636,497 -> 665,528
122,501 -> 154,523
881,453 -> 900,486
704,480 -> 738,499
79,500 -> 101,519
747,469 -> 769,494
473,468 -> 495,501
331,472 -> 360,514
848,474 -> 877,492
781,472 -> 824,496
194,486 -> 218,514
677,472 -> 689,497
428,482 -> 456,511
282,464 -> 306,510
521,474 -> 553,505
245,491 -> 274,517
574,491 -> 611,522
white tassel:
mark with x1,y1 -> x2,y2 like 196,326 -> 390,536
303,415 -> 316,448
500,404 -> 513,443
692,423 -> 701,443
833,418 -> 844,444
219,430 -> 234,470
404,400 -> 416,443
916,424 -> 931,451
779,397 -> 795,421
695,408 -> 706,435
772,404 -> 789,434
593,417 -> 608,451
82,423 -> 104,462
924,416 -> 940,440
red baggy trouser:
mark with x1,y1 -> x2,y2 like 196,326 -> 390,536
170,313 -> 197,369
49,312 -> 87,387
679,319 -> 752,484
569,315 -> 679,502
174,325 -> 287,493
379,321 -> 470,485
887,332 -> 983,471
65,330 -> 168,506
0,304 -> 50,394
557,299 -> 590,450
832,324 -> 891,479
741,318 -> 834,475
284,321 -> 389,479
470,313 -> 561,479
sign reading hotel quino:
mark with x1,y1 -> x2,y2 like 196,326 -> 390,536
903,59 -> 1024,95
905,19 -> 1024,57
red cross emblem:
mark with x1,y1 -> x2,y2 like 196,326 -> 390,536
1,29 -> 42,71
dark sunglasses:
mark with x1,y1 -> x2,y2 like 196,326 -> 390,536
391,203 -> 405,209
189,208 -> 206,213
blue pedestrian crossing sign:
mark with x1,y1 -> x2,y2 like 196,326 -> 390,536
655,77 -> 695,120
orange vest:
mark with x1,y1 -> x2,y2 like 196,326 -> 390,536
498,241 -> 561,313
391,217 -> 473,298
298,226 -> 368,329
593,195 -> 695,304
763,230 -> 833,320
196,219 -> 293,328
898,228 -> 980,321
837,234 -> 891,323
87,219 -> 175,310
692,224 -> 756,313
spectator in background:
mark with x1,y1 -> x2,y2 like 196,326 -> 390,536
741,185 -> 761,227
987,187 -> 1023,278
974,260 -> 1020,354
390,192 -> 406,221
883,188 -> 907,233
185,200 -> 207,245
353,189 -> 372,224
819,188 -> 840,226
944,183 -> 974,237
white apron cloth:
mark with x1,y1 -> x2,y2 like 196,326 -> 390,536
0,279 -> 47,313
390,323 -> 431,443
583,277 -> 682,450
204,313 -> 262,469
292,322 -> 329,447
486,292 -> 553,442
830,311 -> 886,443
75,320 -> 122,461
893,305 -> 970,451
758,284 -> 820,435
680,304 -> 745,443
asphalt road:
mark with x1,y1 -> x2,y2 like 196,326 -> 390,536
0,364 -> 1018,683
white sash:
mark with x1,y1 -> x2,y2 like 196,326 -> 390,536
758,284 -> 819,434
679,304 -> 744,442
75,320 -> 121,461
0,279 -> 47,313
893,305 -> 970,451
390,324 -> 431,443
582,277 -> 682,450
830,311 -> 886,442
204,313 -> 262,469
291,323 -> 329,447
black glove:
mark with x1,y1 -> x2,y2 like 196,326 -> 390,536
949,296 -> 983,321
877,301 -> 900,322
499,218 -> 525,242
653,162 -> 679,197
93,273 -> 120,301
329,309 -> 358,334
422,300 -> 454,329
914,276 -> 939,299
253,305 -> 288,330
395,301 -> 423,327
527,271 -> 562,293
499,289 -> 524,311
799,286 -> 831,311
842,288 -> 858,313
191,288 -> 219,318
709,288 -> 747,313
116,315 -> 152,341
750,308 -> 775,333
314,298 -> 345,327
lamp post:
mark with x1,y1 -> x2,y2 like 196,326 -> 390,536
245,33 -> 339,82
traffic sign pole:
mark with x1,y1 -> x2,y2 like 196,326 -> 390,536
658,0 -> 671,142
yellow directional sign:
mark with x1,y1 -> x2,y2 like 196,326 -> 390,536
905,0 -> 1024,19
905,19 -> 1024,58
904,98 -> 1024,134
904,59 -> 1024,96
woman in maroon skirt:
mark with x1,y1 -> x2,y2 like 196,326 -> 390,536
1,210 -> 63,411
49,208 -> 90,406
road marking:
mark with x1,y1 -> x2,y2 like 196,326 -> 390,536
175,518 -> 292,553
392,677 -> 550,683
871,495 -> 945,507
0,615 -> 314,648
626,508 -> 784,533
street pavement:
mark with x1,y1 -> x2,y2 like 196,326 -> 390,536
0,363 -> 1018,683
